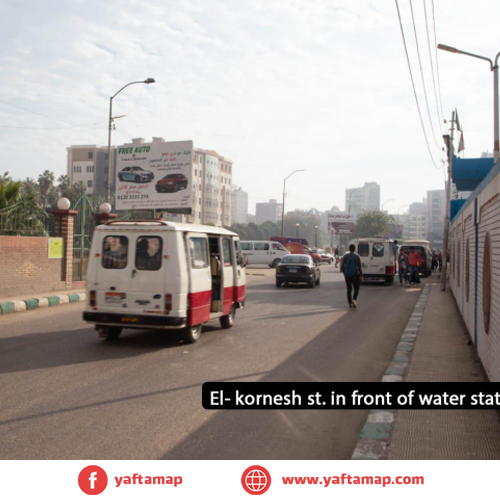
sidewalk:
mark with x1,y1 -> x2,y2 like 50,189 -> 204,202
353,276 -> 500,459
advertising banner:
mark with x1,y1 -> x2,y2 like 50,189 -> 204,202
115,140 -> 193,213
328,214 -> 354,235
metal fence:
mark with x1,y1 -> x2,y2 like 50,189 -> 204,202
0,200 -> 54,236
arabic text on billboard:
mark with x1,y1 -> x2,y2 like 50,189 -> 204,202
328,214 -> 354,235
115,140 -> 193,212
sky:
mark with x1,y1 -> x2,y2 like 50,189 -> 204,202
0,0 -> 499,216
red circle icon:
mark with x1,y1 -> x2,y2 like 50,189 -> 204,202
78,465 -> 108,495
241,465 -> 272,495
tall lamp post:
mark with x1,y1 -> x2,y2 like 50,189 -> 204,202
438,44 -> 500,163
381,199 -> 395,212
106,78 -> 156,203
281,169 -> 306,237
296,223 -> 300,237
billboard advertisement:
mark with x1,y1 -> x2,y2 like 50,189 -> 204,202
115,140 -> 193,212
329,213 -> 355,235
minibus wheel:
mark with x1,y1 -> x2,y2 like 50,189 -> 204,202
183,324 -> 202,344
271,258 -> 281,268
97,326 -> 122,340
220,305 -> 236,329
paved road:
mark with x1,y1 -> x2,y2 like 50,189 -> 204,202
0,266 -> 421,459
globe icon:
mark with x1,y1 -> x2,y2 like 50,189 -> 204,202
245,469 -> 268,493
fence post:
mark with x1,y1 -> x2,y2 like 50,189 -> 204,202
51,208 -> 78,290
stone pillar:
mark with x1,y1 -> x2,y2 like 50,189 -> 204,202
51,209 -> 78,290
95,213 -> 118,225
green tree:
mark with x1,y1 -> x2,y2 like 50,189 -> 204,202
354,210 -> 396,238
38,170 -> 55,207
0,179 -> 22,209
21,177 -> 39,198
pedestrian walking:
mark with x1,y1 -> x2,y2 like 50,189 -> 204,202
334,246 -> 340,267
392,240 -> 399,259
437,250 -> 442,272
431,249 -> 438,272
408,246 -> 422,286
340,244 -> 363,308
398,249 -> 410,286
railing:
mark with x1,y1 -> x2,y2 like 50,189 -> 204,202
0,199 -> 54,236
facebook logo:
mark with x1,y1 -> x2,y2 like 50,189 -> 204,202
78,466 -> 108,495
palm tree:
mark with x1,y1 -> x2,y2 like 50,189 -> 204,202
57,174 -> 71,192
21,177 -> 39,198
0,179 -> 22,209
38,170 -> 55,207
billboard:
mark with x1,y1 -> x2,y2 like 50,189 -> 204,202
115,140 -> 193,212
328,213 -> 354,235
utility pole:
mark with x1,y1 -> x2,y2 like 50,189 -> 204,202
441,110 -> 455,291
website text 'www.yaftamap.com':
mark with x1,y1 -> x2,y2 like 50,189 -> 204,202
281,474 -> 424,487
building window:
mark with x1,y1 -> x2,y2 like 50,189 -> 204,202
88,152 -> 93,160
87,180 -> 93,188
483,232 -> 492,334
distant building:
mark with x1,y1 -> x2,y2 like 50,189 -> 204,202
426,189 -> 445,246
255,199 -> 283,225
231,186 -> 248,225
66,145 -> 115,195
345,182 -> 381,218
405,201 -> 427,240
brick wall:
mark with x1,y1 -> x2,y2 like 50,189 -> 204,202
0,236 -> 65,297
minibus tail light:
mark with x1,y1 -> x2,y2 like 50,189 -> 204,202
90,290 -> 96,307
165,294 -> 172,311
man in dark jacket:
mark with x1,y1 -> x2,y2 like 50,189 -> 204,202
340,244 -> 363,308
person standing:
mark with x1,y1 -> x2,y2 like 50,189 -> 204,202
431,249 -> 438,272
392,240 -> 399,259
334,246 -> 340,267
437,250 -> 442,272
340,244 -> 363,308
408,246 -> 422,286
398,249 -> 410,286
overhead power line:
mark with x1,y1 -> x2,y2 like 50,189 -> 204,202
423,0 -> 444,132
431,0 -> 446,120
409,0 -> 442,151
395,0 -> 441,170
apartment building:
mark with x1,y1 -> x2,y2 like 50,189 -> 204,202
255,199 -> 283,225
345,182 -> 381,218
426,189 -> 445,245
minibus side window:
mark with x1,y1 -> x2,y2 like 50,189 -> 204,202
373,243 -> 384,257
222,238 -> 232,266
102,236 -> 128,269
190,238 -> 209,269
358,243 -> 369,257
272,243 -> 285,251
136,236 -> 162,271
241,242 -> 253,251
254,243 -> 269,251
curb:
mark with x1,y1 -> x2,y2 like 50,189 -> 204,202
0,292 -> 86,316
351,284 -> 432,460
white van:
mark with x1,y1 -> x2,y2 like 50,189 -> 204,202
348,238 -> 395,284
83,220 -> 246,344
240,240 -> 289,268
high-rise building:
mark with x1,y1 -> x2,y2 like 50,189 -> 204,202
405,201 -> 427,240
255,199 -> 283,225
231,186 -> 248,224
345,182 -> 381,218
426,189 -> 445,246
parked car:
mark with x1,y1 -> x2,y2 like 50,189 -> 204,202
118,166 -> 154,183
275,254 -> 321,288
315,249 -> 334,264
156,173 -> 189,193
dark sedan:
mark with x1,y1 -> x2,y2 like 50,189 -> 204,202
275,254 -> 321,288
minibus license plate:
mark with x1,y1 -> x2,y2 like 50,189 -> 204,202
288,268 -> 297,273
105,292 -> 125,303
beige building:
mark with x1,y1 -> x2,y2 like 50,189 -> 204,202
66,145 -> 116,195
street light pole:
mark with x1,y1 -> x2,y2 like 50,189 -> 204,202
296,223 -> 300,238
381,199 -> 395,212
281,169 -> 306,237
438,44 -> 500,163
106,78 -> 155,203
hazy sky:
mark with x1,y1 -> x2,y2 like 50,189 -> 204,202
1,0 -> 498,215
